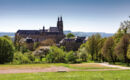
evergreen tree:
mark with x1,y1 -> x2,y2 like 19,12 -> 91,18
0,37 -> 15,64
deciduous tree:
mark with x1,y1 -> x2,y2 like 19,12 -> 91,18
102,37 -> 116,63
115,34 -> 130,64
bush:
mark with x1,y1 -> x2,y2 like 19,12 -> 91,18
78,47 -> 88,62
46,46 -> 66,63
65,51 -> 77,63
75,59 -> 82,63
0,37 -> 15,64
12,52 -> 35,64
20,45 -> 30,53
24,52 -> 35,62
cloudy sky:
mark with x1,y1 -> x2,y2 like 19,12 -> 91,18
0,0 -> 130,33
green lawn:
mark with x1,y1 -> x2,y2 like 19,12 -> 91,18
0,63 -> 117,70
0,70 -> 130,80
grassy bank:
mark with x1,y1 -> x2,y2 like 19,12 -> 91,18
0,70 -> 130,80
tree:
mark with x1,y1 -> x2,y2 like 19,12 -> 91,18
97,38 -> 107,62
66,33 -> 75,38
115,34 -> 130,64
78,47 -> 88,62
0,37 -> 15,64
127,44 -> 130,63
3,35 -> 12,40
85,34 -> 102,61
94,33 -> 102,61
102,37 -> 116,63
85,35 -> 96,60
46,46 -> 66,63
65,51 -> 77,63
114,28 -> 124,44
33,46 -> 50,61
118,17 -> 130,34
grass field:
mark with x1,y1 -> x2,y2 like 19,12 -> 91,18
0,63 -> 117,70
0,70 -> 130,80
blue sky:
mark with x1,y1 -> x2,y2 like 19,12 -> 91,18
0,0 -> 130,33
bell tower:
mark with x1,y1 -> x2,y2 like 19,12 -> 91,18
57,16 -> 63,33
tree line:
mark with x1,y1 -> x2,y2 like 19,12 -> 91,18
0,19 -> 130,65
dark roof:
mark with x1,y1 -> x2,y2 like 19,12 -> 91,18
60,37 -> 86,43
25,38 -> 34,43
60,38 -> 75,43
76,37 -> 86,42
49,27 -> 59,32
17,30 -> 41,35
45,32 -> 61,35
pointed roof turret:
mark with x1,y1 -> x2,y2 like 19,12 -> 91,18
60,16 -> 62,21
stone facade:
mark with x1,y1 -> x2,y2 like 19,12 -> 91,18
15,17 -> 65,45
60,37 -> 86,51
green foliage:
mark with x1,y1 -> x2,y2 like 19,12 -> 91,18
60,46 -> 66,51
78,47 -> 88,62
65,51 -> 77,63
0,37 -> 15,64
46,46 -> 66,63
33,46 -> 50,61
12,51 -> 35,64
127,44 -> 130,59
120,20 -> 130,34
20,45 -> 30,53
3,35 -> 12,40
102,37 -> 116,63
115,34 -> 130,63
97,38 -> 106,62
66,33 -> 75,38
85,33 -> 102,61
114,28 -> 124,44
24,52 -> 35,62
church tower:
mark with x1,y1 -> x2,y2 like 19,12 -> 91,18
57,16 -> 63,33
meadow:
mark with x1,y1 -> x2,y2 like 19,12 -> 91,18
0,70 -> 130,80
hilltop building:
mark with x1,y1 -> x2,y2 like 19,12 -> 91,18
15,17 -> 87,51
15,17 -> 65,46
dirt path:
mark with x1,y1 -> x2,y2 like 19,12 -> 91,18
0,66 -> 74,74
99,63 -> 130,69
0,63 -> 130,74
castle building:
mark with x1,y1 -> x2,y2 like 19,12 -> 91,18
15,17 -> 65,45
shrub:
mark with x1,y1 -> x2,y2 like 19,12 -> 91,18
78,47 -> 88,62
0,37 -> 15,64
12,52 -> 35,64
65,51 -> 77,63
46,46 -> 66,63
24,52 -> 35,62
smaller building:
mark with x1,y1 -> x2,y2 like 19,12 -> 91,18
60,36 -> 87,51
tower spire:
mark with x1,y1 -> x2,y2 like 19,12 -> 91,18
58,17 -> 59,21
57,16 -> 63,33
60,16 -> 62,21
